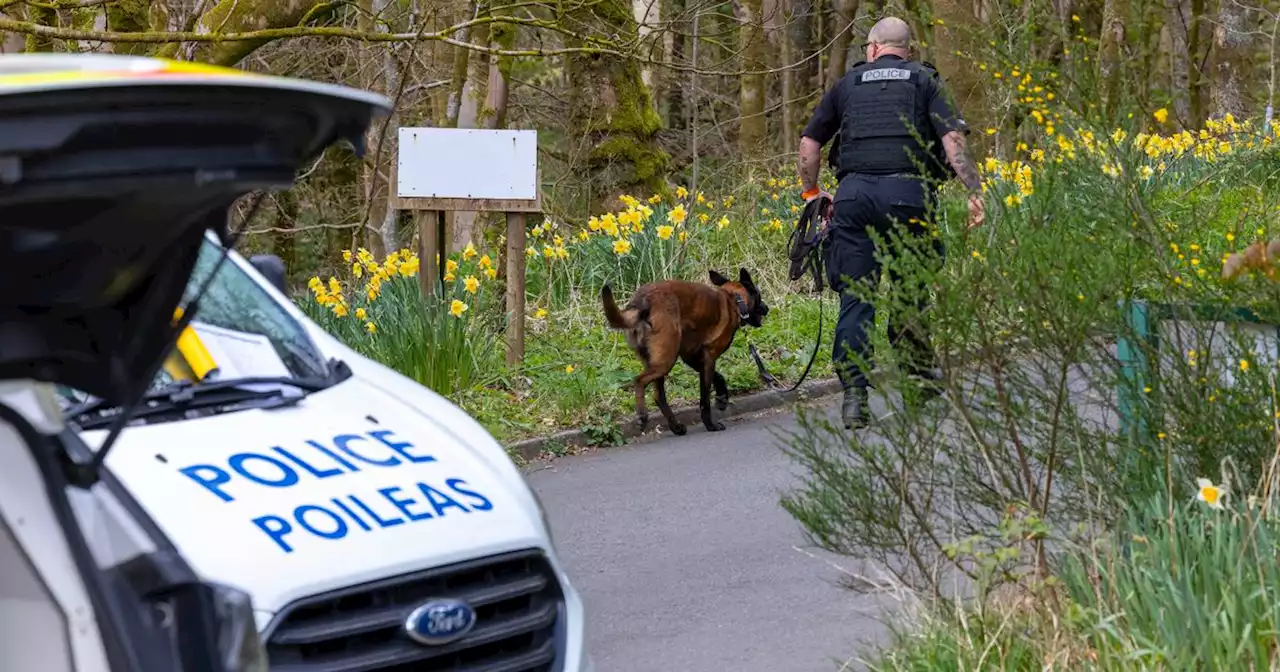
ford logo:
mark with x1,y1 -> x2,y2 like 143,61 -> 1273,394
403,598 -> 477,646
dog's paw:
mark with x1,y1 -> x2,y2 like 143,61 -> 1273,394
704,421 -> 726,432
668,422 -> 687,436
635,415 -> 649,432
716,396 -> 729,411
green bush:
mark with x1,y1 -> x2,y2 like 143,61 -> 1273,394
295,247 -> 504,398
779,81 -> 1280,666
290,177 -> 830,444
1058,481 -> 1280,669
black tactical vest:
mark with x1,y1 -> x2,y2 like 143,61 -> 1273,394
836,58 -> 949,180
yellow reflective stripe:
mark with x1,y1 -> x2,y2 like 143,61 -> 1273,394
176,325 -> 219,382
0,59 -> 258,88
162,350 -> 196,383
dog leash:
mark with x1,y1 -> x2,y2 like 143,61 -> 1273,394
748,195 -> 831,394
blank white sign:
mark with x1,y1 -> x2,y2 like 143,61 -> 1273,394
397,127 -> 538,200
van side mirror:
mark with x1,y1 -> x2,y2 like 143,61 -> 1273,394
249,254 -> 288,294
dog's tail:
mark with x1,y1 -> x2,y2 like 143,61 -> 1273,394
602,284 -> 653,358
601,284 -> 636,329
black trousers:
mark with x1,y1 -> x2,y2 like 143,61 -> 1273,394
824,174 -> 946,390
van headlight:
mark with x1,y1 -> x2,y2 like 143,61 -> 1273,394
155,581 -> 269,672
209,583 -> 270,672
527,485 -> 556,546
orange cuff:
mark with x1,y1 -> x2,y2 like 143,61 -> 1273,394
802,187 -> 821,200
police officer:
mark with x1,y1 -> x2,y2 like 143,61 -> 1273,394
798,17 -> 985,429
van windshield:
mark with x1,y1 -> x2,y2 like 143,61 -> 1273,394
57,238 -> 329,408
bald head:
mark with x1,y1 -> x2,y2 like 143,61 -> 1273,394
866,17 -> 912,60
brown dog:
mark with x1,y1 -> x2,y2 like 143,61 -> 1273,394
601,269 -> 770,435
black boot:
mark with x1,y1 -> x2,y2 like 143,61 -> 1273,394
913,367 -> 944,403
902,367 -> 944,415
841,386 -> 870,430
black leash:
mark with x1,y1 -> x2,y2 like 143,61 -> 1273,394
748,195 -> 831,394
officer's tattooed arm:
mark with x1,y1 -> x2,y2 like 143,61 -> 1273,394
941,130 -> 983,195
798,137 -> 824,194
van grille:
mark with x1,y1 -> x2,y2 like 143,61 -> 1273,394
263,549 -> 564,672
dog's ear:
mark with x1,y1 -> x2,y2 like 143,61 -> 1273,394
738,268 -> 757,293
709,270 -> 730,286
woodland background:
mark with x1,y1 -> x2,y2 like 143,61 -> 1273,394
13,2 -> 1280,666
0,0 -> 1270,277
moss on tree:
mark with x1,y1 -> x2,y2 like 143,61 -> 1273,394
106,0 -> 154,55
565,0 -> 670,210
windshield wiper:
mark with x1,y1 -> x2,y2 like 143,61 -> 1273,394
68,358 -> 353,431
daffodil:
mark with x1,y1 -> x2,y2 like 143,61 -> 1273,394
449,299 -> 468,318
1197,478 -> 1224,510
463,275 -> 480,294
669,204 -> 688,225
535,307 -> 548,319
613,238 -> 632,255
484,267 -> 497,280
1154,107 -> 1169,124
675,185 -> 688,199
365,321 -> 377,334
565,365 -> 575,374
657,225 -> 674,240
355,307 -> 367,321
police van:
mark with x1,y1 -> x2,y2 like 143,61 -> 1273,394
0,54 -> 590,671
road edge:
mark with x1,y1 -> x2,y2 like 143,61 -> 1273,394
507,377 -> 843,462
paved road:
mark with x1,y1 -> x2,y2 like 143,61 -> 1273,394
527,399 -> 900,672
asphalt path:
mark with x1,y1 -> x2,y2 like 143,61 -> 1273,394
526,398 -> 902,672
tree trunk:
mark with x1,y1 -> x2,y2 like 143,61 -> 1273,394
1165,0 -> 1192,126
352,0 -> 399,258
634,0 -> 660,90
824,0 -> 860,86
665,0 -> 686,131
782,29 -> 795,153
484,13 -> 515,129
738,0 -> 767,157
451,6 -> 492,253
105,0 -> 154,55
566,0 -> 669,210
901,0 -> 934,65
177,0 -> 327,67
789,0 -> 818,136
23,5 -> 58,52
443,0 -> 480,129
1097,0 -> 1126,120
273,189 -> 301,283
1188,0 -> 1206,123
1210,0 -> 1252,119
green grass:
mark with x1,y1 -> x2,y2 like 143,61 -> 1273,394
292,180 -> 836,446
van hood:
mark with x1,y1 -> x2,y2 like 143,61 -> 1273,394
0,53 -> 389,407
89,377 -> 548,613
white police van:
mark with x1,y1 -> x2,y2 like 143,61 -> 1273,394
0,53 -> 590,672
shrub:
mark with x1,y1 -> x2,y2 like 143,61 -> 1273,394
296,247 -> 504,397
779,103 -> 1280,603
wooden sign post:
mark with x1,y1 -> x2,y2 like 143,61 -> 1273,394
393,127 -> 540,366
